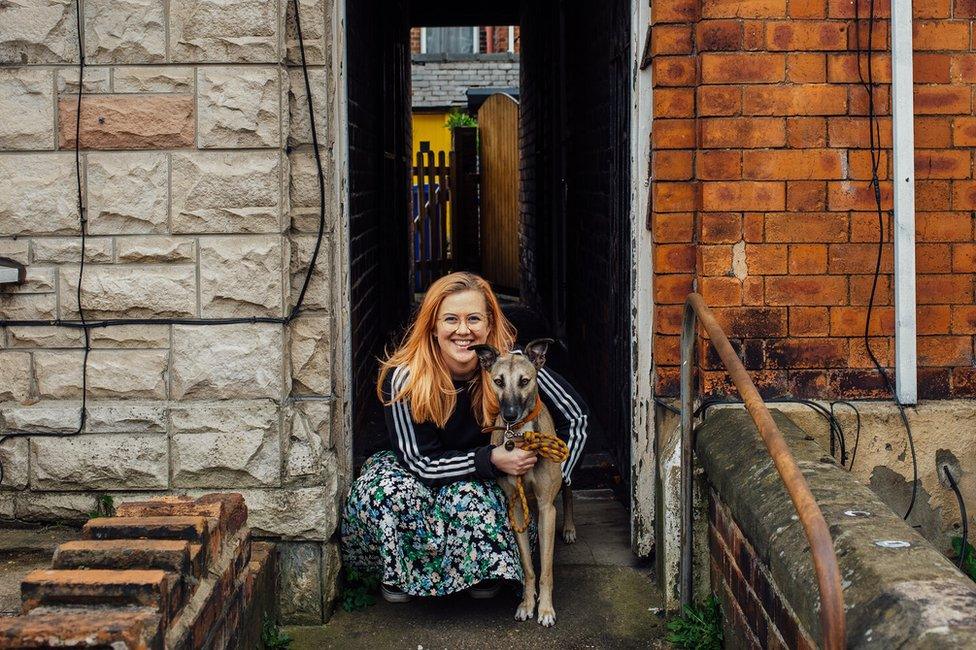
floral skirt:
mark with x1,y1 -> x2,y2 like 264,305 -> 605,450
340,451 -> 524,596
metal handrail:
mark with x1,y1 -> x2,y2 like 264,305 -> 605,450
680,293 -> 846,649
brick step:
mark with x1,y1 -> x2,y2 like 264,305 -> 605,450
53,540 -> 204,578
21,569 -> 181,621
0,606 -> 162,649
116,494 -> 246,537
83,516 -> 210,544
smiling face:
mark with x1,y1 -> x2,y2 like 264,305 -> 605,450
433,289 -> 491,378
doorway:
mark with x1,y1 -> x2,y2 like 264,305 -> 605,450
344,0 -> 648,540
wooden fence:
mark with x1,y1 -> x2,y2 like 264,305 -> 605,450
412,149 -> 453,292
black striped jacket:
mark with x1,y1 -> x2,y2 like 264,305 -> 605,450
383,365 -> 589,488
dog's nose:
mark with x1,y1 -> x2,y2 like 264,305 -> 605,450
502,406 -> 521,423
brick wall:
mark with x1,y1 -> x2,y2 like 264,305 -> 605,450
0,0 -> 342,624
651,0 -> 976,399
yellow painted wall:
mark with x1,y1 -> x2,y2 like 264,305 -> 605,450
412,111 -> 452,156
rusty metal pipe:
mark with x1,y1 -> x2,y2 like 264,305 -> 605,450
680,293 -> 846,650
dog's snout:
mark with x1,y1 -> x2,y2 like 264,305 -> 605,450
502,405 -> 522,423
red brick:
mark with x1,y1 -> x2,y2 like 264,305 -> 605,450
53,539 -> 201,577
827,181 -> 893,211
952,182 -> 976,209
848,85 -> 891,116
653,182 -> 698,212
917,211 -> 973,241
957,0 -> 976,17
698,86 -> 742,116
849,337 -> 892,368
827,0 -> 891,16
766,275 -> 848,305
58,95 -> 195,150
701,212 -> 743,242
712,307 -> 788,336
949,54 -> 976,83
789,0 -> 826,17
743,21 -> 766,49
850,274 -> 891,305
789,243 -> 828,273
655,243 -> 697,273
655,367 -> 679,395
918,335 -> 973,366
654,88 -> 696,118
917,274 -> 973,303
655,335 -> 681,365
701,245 -> 734,275
701,53 -> 786,83
697,20 -> 743,51
656,305 -> 685,333
701,117 -> 786,147
786,53 -> 827,82
915,150 -> 971,179
953,367 -> 976,397
847,20 -> 889,49
914,20 -> 970,50
701,276 -> 743,305
767,338 -> 848,368
914,0 -> 951,17
951,305 -> 976,333
835,369 -> 890,398
918,304 -> 951,334
952,116 -> 976,146
826,52 -> 891,83
847,150 -> 888,180
766,21 -> 849,50
744,213 -> 764,241
915,117 -> 951,147
652,25 -> 695,54
0,608 -> 162,649
742,85 -> 846,116
743,276 -> 765,303
789,306 -> 830,336
743,149 -> 843,180
653,0 -> 698,23
914,86 -> 971,115
952,242 -> 976,272
654,150 -> 694,180
828,243 -> 893,273
916,243 -> 952,273
765,212 -> 848,242
653,212 -> 695,242
787,181 -> 827,210
746,244 -> 788,274
698,150 -> 743,179
653,56 -> 697,86
830,305 -> 894,335
702,181 -> 786,211
917,181 -> 952,210
827,117 -> 892,147
914,53 -> 952,83
702,0 -> 787,18
22,569 -> 179,617
655,274 -> 695,303
786,117 -> 827,147
653,119 -> 696,149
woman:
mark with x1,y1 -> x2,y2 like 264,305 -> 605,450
341,272 -> 588,602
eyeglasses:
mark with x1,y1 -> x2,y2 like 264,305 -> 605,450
438,313 -> 488,331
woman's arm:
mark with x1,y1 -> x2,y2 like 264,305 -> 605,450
537,367 -> 589,485
384,366 -> 497,488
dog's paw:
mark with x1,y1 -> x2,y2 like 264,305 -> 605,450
515,601 -> 535,621
537,606 -> 556,627
562,527 -> 577,544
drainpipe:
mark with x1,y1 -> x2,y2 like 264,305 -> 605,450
891,0 -> 917,404
486,26 -> 494,53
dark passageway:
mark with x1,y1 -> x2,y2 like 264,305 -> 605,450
347,0 -> 632,491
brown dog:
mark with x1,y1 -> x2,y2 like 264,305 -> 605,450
473,339 -> 575,627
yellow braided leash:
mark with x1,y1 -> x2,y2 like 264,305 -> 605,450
507,431 -> 570,534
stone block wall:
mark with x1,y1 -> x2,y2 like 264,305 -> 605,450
650,0 -> 976,400
0,0 -> 344,624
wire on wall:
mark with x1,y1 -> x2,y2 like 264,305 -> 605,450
0,0 -> 327,487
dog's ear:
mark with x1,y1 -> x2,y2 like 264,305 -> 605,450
524,338 -> 555,370
471,344 -> 500,371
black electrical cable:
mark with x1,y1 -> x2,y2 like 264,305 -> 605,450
831,400 -> 861,471
854,0 -> 919,521
943,465 -> 969,570
0,0 -> 328,486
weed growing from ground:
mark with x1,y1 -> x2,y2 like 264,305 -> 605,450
261,614 -> 292,649
340,566 -> 378,611
666,595 -> 723,650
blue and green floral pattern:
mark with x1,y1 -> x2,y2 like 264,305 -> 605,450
340,451 -> 524,596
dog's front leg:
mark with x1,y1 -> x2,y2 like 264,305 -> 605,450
513,526 -> 536,621
536,501 -> 557,626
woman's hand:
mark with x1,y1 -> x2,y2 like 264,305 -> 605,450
490,445 -> 538,476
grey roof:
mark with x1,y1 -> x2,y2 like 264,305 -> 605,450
412,53 -> 520,110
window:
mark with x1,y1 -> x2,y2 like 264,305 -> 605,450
422,27 -> 478,54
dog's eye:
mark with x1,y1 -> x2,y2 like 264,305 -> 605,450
518,377 -> 530,387
493,377 -> 504,387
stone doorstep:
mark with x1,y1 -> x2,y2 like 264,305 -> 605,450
115,494 -> 248,537
20,569 -> 182,624
53,539 -> 203,579
0,606 -> 162,650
